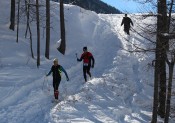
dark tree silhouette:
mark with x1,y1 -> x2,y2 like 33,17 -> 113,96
9,0 -> 16,31
45,0 -> 50,59
36,0 -> 40,67
57,0 -> 66,55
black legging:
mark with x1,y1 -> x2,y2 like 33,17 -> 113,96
124,26 -> 130,35
53,78 -> 61,99
53,78 -> 61,91
83,65 -> 91,82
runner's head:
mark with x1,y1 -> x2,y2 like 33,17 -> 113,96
83,46 -> 87,52
53,58 -> 58,66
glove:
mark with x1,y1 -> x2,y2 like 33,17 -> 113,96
91,64 -> 94,68
67,77 -> 69,81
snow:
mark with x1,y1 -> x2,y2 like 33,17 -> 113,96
0,0 -> 174,123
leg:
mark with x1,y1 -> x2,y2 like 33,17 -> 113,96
83,66 -> 87,82
53,79 -> 61,99
87,65 -> 91,78
124,26 -> 127,34
124,26 -> 130,35
127,28 -> 130,35
54,90 -> 59,100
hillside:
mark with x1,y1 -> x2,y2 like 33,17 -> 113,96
52,0 -> 121,14
0,0 -> 175,123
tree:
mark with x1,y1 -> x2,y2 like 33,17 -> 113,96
126,0 -> 174,121
130,0 -> 167,121
25,0 -> 34,58
156,0 -> 168,118
36,0 -> 40,67
164,0 -> 175,122
9,0 -> 16,31
16,0 -> 21,43
164,49 -> 175,123
57,0 -> 66,55
45,0 -> 50,59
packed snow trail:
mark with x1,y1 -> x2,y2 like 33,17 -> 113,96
0,1 -> 121,123
48,14 -> 155,123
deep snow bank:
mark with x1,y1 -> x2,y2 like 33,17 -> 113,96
0,1 -> 121,123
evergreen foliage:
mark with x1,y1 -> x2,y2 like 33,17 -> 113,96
52,0 -> 121,14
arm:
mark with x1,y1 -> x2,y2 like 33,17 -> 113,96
77,54 -> 83,62
130,19 -> 133,26
121,18 -> 124,26
60,66 -> 69,81
46,68 -> 52,76
77,58 -> 82,62
91,55 -> 95,68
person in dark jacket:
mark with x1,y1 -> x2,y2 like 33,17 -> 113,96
46,58 -> 69,100
121,14 -> 133,35
77,47 -> 95,82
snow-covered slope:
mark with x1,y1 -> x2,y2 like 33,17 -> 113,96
0,1 -> 174,123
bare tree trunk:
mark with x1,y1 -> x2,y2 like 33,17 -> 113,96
25,0 -> 34,58
57,0 -> 66,55
36,0 -> 40,67
168,0 -> 174,31
165,59 -> 174,123
158,50 -> 166,118
9,0 -> 16,31
25,0 -> 29,38
151,43 -> 160,123
164,2 -> 174,122
166,0 -> 174,49
45,0 -> 50,59
157,0 -> 167,118
152,0 -> 167,121
28,18 -> 34,59
16,0 -> 20,43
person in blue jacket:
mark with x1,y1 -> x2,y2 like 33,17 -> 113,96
46,58 -> 69,100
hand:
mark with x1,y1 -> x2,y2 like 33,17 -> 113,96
67,78 -> 69,81
91,64 -> 94,68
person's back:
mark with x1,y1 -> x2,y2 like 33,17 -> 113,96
123,17 -> 132,28
121,14 -> 133,35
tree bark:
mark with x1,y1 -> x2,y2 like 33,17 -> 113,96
151,51 -> 160,123
36,0 -> 40,67
28,22 -> 34,59
16,0 -> 20,43
165,61 -> 174,123
25,0 -> 29,38
152,0 -> 167,121
25,0 -> 34,58
57,0 -> 66,55
9,0 -> 16,31
45,0 -> 50,59
157,0 -> 167,118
